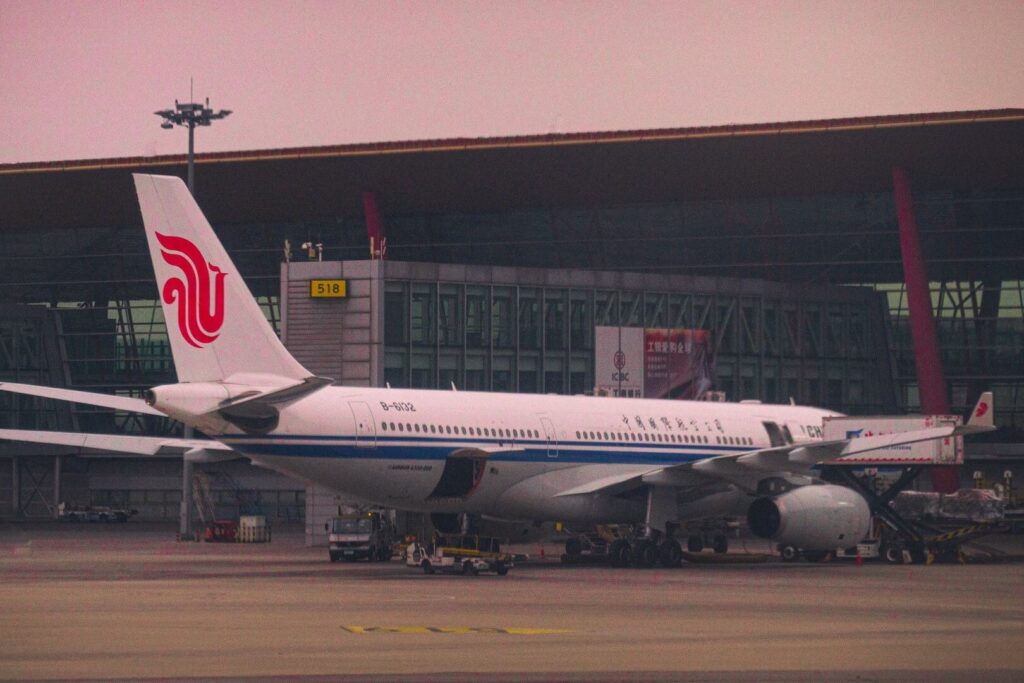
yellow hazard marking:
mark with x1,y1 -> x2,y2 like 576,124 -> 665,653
341,626 -> 571,635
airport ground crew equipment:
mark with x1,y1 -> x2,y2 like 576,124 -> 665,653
237,515 -> 271,543
406,534 -> 512,576
822,465 -> 1008,564
204,519 -> 238,542
57,502 -> 137,522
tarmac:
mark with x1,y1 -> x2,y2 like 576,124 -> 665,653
2,521 -> 1024,682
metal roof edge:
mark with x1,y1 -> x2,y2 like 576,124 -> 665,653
2,108 -> 1022,176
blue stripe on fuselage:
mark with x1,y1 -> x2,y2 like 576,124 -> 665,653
220,434 -> 734,466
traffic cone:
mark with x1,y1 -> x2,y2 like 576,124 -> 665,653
855,551 -> 863,567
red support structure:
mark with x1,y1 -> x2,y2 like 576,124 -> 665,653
363,191 -> 386,259
892,166 -> 958,493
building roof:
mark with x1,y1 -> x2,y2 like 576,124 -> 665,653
2,108 -> 1023,233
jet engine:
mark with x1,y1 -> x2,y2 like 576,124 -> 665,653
747,484 -> 870,551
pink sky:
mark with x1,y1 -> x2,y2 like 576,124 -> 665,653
1,0 -> 1022,163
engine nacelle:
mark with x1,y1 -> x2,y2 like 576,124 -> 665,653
747,484 -> 870,551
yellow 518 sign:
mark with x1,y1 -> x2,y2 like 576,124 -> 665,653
310,279 -> 347,298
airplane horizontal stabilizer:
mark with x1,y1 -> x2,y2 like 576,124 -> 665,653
0,382 -> 163,416
0,428 -> 237,460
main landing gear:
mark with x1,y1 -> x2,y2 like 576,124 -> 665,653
603,485 -> 686,569
607,536 -> 683,568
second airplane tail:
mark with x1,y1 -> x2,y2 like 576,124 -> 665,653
133,173 -> 310,384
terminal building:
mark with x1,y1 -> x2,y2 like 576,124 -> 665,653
1,108 -> 1022,536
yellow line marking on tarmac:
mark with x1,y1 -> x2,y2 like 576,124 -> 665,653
341,626 -> 571,635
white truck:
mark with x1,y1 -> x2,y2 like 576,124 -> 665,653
327,511 -> 395,562
823,414 -> 964,466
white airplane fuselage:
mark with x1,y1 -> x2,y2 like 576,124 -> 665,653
201,386 -> 837,523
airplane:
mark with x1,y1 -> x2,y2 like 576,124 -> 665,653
0,174 -> 996,567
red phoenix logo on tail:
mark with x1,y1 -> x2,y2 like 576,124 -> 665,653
156,232 -> 227,348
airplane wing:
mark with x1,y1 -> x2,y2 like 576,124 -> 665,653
0,382 -> 163,416
559,392 -> 996,497
0,428 -> 238,462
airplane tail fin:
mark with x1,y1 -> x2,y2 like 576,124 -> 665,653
133,174 -> 310,384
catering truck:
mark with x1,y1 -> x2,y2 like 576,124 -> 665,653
327,511 -> 395,562
823,414 -> 964,465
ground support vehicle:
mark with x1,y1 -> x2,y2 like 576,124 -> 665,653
834,539 -> 881,561
204,520 -> 238,542
406,535 -> 512,576
58,502 -> 137,523
813,465 -> 1009,564
327,512 -> 395,562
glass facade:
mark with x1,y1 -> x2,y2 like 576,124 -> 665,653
875,280 -> 1024,437
1,180 -> 1020,437
381,279 -> 891,415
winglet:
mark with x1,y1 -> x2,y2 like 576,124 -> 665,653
965,391 -> 994,431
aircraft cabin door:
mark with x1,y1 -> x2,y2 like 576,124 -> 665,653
540,417 -> 558,458
348,401 -> 377,448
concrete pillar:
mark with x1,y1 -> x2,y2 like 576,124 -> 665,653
179,459 -> 194,540
52,455 -> 62,519
305,484 -> 343,547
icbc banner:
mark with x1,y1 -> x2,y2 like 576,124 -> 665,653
595,326 -> 715,399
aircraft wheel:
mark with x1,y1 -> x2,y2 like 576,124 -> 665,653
712,534 -> 729,554
882,543 -> 903,565
609,539 -> 631,567
564,537 -> 583,559
495,561 -> 509,576
687,535 -> 704,553
462,560 -> 478,576
780,545 -> 800,562
632,539 -> 658,568
658,539 -> 683,568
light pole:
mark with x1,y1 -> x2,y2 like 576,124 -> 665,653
154,96 -> 229,540
155,98 -> 231,195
